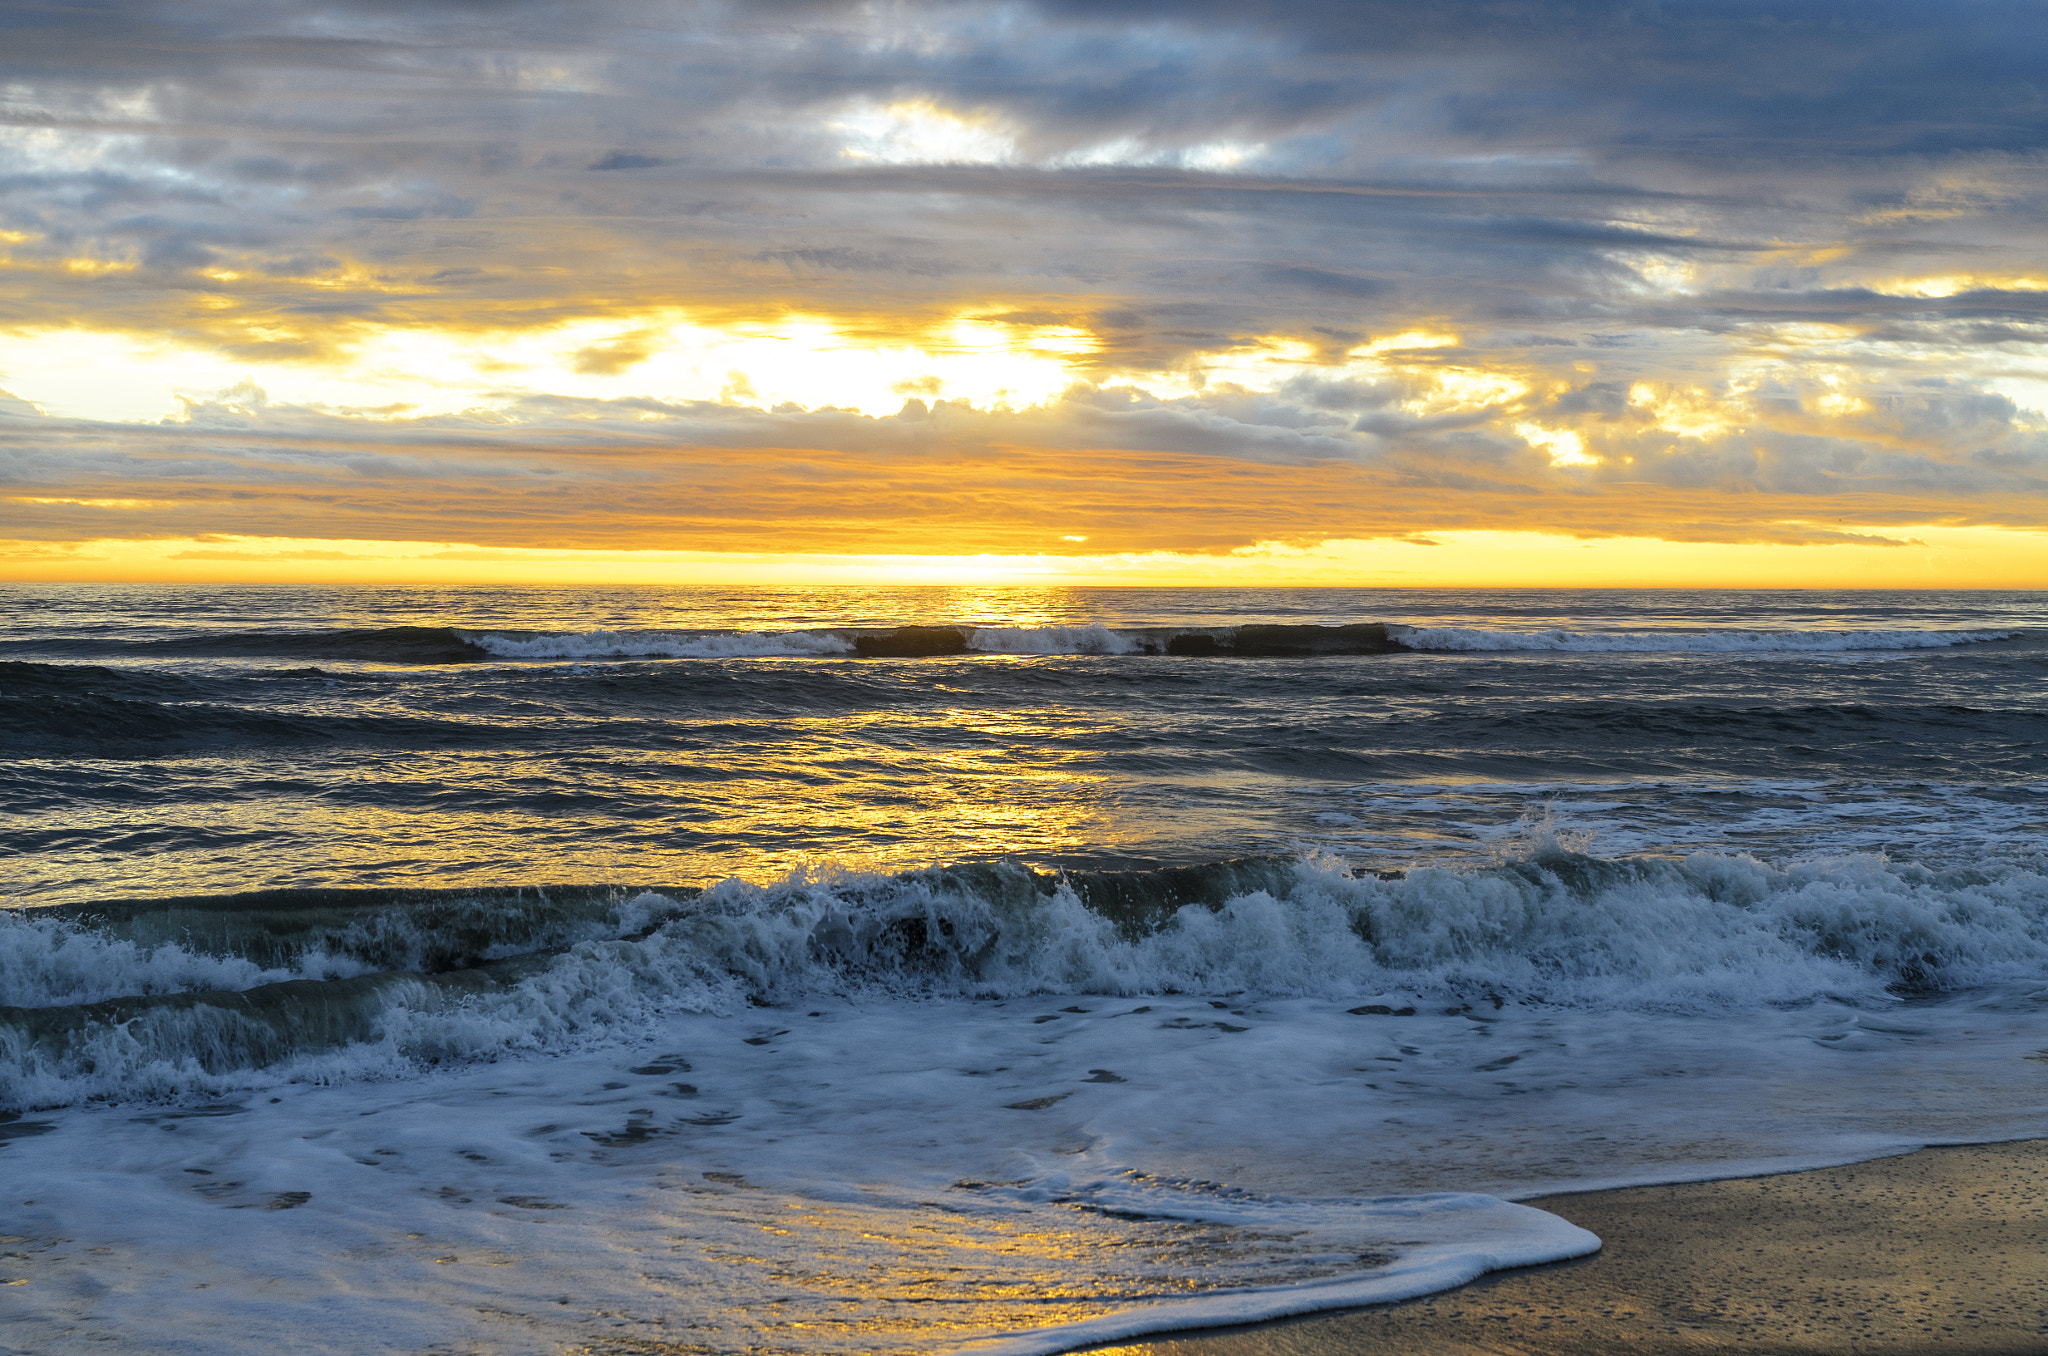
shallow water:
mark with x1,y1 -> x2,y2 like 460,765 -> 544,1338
4,585 -> 2047,1353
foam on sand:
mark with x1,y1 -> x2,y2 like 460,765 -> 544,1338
10,842 -> 2048,1351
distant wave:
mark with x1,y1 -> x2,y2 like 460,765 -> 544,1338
463,621 -> 1406,659
0,622 -> 2023,667
0,666 -> 502,752
0,626 -> 489,664
461,627 -> 855,659
0,621 -> 1404,662
157,625 -> 489,663
12,658 -> 2044,768
1392,625 -> 2020,653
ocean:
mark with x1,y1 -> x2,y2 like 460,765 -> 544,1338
5,584 -> 2048,1353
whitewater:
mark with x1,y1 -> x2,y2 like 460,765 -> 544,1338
4,585 -> 2047,1354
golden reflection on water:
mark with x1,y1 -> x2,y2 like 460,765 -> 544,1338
634,1178 -> 1385,1350
22,672 -> 1240,904
16,584 -> 1320,905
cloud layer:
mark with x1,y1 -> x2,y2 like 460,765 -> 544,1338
2,0 -> 2045,564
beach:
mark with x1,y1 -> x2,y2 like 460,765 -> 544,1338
1091,1140 -> 2048,1355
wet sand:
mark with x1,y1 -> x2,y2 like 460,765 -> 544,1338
1086,1141 -> 2048,1355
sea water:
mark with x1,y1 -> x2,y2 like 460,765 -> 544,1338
4,585 -> 2047,1353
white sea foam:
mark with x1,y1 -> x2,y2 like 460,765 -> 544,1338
967,624 -> 1148,655
462,627 -> 855,658
654,850 -> 2048,1010
0,1003 -> 1612,1355
9,981 -> 2048,1354
0,915 -> 346,1009
13,848 -> 2048,1113
1392,625 -> 2019,653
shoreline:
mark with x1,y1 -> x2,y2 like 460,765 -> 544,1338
1078,1139 -> 2048,1355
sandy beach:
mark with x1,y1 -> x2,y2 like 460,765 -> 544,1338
1086,1141 -> 2048,1355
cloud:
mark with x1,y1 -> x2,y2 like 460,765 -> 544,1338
588,152 -> 668,171
0,0 -> 2041,563
5,365 -> 2047,559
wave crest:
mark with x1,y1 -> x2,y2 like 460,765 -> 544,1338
9,847 -> 2048,1107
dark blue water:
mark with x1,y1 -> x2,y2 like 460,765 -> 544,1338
5,585 -> 2045,907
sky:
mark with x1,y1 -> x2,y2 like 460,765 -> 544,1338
3,0 -> 2047,586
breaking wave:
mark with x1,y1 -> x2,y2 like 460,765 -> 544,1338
10,844 -> 2048,1108
965,624 -> 1145,655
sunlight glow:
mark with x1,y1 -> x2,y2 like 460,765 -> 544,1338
1628,382 -> 1742,441
829,98 -> 1266,171
1355,331 -> 1459,356
834,99 -> 1016,164
6,495 -> 169,509
1872,274 -> 2048,298
1154,338 -> 1320,393
1515,422 -> 1596,467
4,314 -> 1525,425
1621,255 -> 1699,295
0,310 -> 1103,422
12,526 -> 2048,588
1405,368 -> 1528,416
